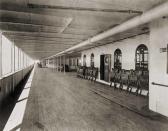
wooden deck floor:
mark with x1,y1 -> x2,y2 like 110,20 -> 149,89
21,68 -> 168,131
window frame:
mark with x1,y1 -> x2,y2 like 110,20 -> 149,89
135,44 -> 148,71
114,48 -> 122,70
90,53 -> 94,67
83,55 -> 86,66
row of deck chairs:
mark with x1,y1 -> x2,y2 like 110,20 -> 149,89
77,66 -> 98,82
110,69 -> 149,95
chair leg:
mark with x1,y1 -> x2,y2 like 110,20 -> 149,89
135,88 -> 139,96
129,87 -> 133,93
147,91 -> 149,96
140,89 -> 142,95
92,76 -> 94,82
114,83 -> 117,89
119,83 -> 123,90
126,85 -> 130,92
94,77 -> 96,83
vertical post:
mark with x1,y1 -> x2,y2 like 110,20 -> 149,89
54,58 -> 55,71
64,55 -> 66,74
53,58 -> 55,71
68,56 -> 70,67
18,48 -> 20,70
22,52 -> 24,69
56,58 -> 57,71
22,50 -> 24,79
57,57 -> 58,72
54,58 -> 55,72
53,58 -> 54,72
60,56 -> 61,72
13,44 -> 15,73
26,55 -> 28,67
12,41 -> 15,92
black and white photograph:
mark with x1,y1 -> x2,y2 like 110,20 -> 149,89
0,0 -> 168,131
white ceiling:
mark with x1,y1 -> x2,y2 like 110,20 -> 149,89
0,0 -> 167,59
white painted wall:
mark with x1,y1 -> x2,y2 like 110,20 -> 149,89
149,18 -> 168,117
81,34 -> 149,79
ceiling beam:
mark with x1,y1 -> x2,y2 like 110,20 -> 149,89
2,30 -> 91,37
19,47 -> 72,50
0,21 -> 64,28
24,51 -> 57,53
27,3 -> 142,14
15,42 -> 75,46
12,39 -> 79,43
5,35 -> 83,42
3,31 -> 89,38
22,49 -> 70,51
4,33 -> 85,40
0,3 -> 142,14
9,37 -> 81,42
1,27 -> 94,36
14,41 -> 75,44
0,21 -> 100,33
25,51 -> 60,53
0,26 -> 60,34
17,46 -> 73,50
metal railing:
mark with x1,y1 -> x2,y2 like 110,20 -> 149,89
152,82 -> 168,88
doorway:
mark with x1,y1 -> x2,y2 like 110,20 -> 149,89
100,54 -> 111,82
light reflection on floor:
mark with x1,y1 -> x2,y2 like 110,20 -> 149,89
3,67 -> 35,131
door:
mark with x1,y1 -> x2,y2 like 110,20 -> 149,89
100,55 -> 105,80
104,54 -> 111,82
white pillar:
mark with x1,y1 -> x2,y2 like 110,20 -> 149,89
64,55 -> 66,74
60,56 -> 61,72
56,58 -> 58,71
12,41 -> 15,92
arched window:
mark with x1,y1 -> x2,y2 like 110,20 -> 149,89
114,49 -> 122,70
90,53 -> 94,67
83,55 -> 86,66
135,44 -> 148,71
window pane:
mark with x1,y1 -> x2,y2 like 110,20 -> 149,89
135,44 -> 148,70
144,54 -> 148,61
83,55 -> 86,66
20,51 -> 23,69
18,49 -> 21,69
2,35 -> 12,75
114,49 -> 122,70
24,54 -> 27,67
15,46 -> 19,71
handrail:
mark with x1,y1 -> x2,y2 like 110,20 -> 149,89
152,82 -> 168,87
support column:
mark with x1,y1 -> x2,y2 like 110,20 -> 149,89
52,58 -> 54,71
56,58 -> 57,71
57,57 -> 59,72
60,56 -> 61,72
64,55 -> 66,74
54,57 -> 56,72
12,41 -> 15,92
